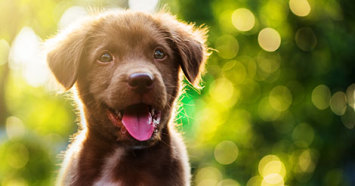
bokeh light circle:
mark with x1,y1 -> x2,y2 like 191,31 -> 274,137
258,155 -> 286,178
209,78 -> 237,107
2,178 -> 28,186
269,86 -> 293,112
6,116 -> 26,139
341,108 -> 355,129
215,35 -> 239,59
258,28 -> 281,52
261,173 -> 284,186
295,27 -> 317,51
257,53 -> 281,74
214,140 -> 239,165
298,149 -> 316,174
312,84 -> 331,110
195,166 -> 222,186
292,123 -> 314,147
218,179 -> 241,186
246,176 -> 262,186
346,84 -> 355,109
258,97 -> 281,121
223,60 -> 247,84
289,0 -> 311,17
330,91 -> 347,116
6,143 -> 29,169
232,8 -> 255,32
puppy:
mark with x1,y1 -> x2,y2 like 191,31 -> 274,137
46,10 -> 208,186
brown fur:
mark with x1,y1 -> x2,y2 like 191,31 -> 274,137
46,10 -> 208,186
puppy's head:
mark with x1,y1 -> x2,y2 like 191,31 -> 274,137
46,10 -> 208,147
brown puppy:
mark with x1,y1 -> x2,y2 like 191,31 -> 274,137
46,10 -> 208,186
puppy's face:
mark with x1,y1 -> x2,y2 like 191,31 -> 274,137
46,11 -> 207,147
79,14 -> 179,144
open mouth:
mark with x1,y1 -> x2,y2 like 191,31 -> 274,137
107,104 -> 161,141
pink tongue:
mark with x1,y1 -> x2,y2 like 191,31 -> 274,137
122,105 -> 154,141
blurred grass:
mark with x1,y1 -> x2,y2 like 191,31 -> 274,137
0,0 -> 355,185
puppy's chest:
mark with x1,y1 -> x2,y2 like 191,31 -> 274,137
92,148 -> 166,186
92,148 -> 122,186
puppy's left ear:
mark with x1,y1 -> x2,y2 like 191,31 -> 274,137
45,20 -> 91,90
158,13 -> 209,86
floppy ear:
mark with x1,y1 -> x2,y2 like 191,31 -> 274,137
45,22 -> 89,90
157,13 -> 208,86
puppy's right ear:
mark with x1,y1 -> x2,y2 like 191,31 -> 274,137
155,12 -> 208,87
45,22 -> 89,90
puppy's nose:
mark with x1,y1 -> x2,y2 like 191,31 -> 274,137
128,72 -> 154,93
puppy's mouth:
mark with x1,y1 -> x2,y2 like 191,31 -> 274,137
107,104 -> 161,141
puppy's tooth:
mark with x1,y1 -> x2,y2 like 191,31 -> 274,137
148,116 -> 152,125
121,127 -> 127,134
153,118 -> 160,127
117,111 -> 122,120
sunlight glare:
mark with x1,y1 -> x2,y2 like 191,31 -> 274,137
129,0 -> 159,12
9,27 -> 49,87
59,6 -> 88,30
0,39 -> 10,65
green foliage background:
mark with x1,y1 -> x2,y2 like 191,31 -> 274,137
0,0 -> 354,185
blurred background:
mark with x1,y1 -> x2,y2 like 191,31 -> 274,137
0,0 -> 354,185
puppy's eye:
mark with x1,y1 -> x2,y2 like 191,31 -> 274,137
153,48 -> 166,60
98,52 -> 113,63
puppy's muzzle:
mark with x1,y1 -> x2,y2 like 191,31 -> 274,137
128,72 -> 154,94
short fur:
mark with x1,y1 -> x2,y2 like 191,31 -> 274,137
46,10 -> 208,186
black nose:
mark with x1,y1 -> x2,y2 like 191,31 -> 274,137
128,72 -> 154,93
